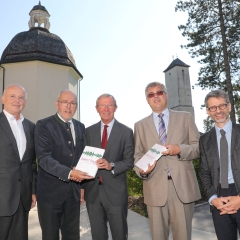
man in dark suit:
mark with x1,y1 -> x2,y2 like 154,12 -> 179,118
35,90 -> 93,240
199,89 -> 240,240
0,84 -> 37,240
83,93 -> 134,240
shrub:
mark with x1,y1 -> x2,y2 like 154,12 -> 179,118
127,169 -> 143,196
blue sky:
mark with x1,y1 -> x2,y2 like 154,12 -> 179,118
0,0 -> 209,132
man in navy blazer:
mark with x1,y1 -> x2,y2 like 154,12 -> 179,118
35,90 -> 93,240
199,90 -> 240,240
0,84 -> 37,240
83,93 -> 134,240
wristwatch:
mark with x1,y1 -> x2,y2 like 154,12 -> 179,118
110,162 -> 115,169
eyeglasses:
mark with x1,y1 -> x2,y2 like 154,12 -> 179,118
147,90 -> 165,98
58,101 -> 77,108
97,104 -> 116,109
207,103 -> 228,112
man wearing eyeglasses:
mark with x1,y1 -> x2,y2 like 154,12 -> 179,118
35,90 -> 93,240
134,82 -> 200,240
82,93 -> 134,240
199,89 -> 240,240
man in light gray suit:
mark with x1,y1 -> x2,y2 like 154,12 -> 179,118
199,90 -> 240,240
83,93 -> 134,240
134,82 -> 200,240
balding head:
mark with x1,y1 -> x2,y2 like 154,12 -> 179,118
56,90 -> 78,122
2,84 -> 27,119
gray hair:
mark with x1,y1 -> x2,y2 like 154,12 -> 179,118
3,84 -> 27,100
57,90 -> 77,102
205,89 -> 230,108
96,93 -> 117,106
145,82 -> 168,97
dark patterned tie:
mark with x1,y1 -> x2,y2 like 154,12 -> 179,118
220,129 -> 228,188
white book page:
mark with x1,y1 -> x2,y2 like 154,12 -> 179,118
135,144 -> 167,172
76,146 -> 105,177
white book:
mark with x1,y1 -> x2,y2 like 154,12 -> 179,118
76,146 -> 105,177
135,144 -> 167,172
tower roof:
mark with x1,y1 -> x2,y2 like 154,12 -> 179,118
0,2 -> 82,78
163,58 -> 190,73
30,1 -> 49,15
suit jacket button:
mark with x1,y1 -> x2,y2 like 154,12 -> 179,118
70,153 -> 73,156
68,141 -> 71,144
19,179 -> 21,182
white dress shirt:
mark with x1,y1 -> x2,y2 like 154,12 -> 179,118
3,109 -> 26,160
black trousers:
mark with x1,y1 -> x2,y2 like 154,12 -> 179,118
212,184 -> 240,240
0,198 -> 29,240
37,184 -> 80,240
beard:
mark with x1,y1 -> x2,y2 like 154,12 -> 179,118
212,114 -> 229,124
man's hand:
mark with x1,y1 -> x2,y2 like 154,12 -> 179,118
70,169 -> 94,182
139,161 -> 157,175
162,144 -> 181,156
217,196 -> 240,215
96,158 -> 112,170
80,189 -> 85,205
211,197 -> 226,210
31,194 -> 37,208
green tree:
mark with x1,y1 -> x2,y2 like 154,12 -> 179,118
127,169 -> 143,196
203,116 -> 214,132
175,0 -> 240,122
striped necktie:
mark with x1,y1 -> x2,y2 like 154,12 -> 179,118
158,114 -> 167,144
158,114 -> 170,177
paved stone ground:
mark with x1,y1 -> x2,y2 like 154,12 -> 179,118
28,202 -> 239,240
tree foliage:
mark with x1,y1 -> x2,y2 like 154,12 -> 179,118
203,116 -> 214,132
127,169 -> 143,196
175,0 -> 240,123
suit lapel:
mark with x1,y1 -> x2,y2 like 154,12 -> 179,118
21,119 -> 29,160
210,128 -> 219,159
0,112 -> 19,157
146,114 -> 160,144
93,121 -> 102,148
104,120 -> 120,154
166,110 -> 176,145
208,127 -> 220,173
72,119 -> 79,149
231,123 -> 238,156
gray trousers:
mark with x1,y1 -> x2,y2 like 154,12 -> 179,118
86,184 -> 128,240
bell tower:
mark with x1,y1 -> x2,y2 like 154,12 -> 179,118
0,2 -> 83,123
164,58 -> 195,119
28,1 -> 50,30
